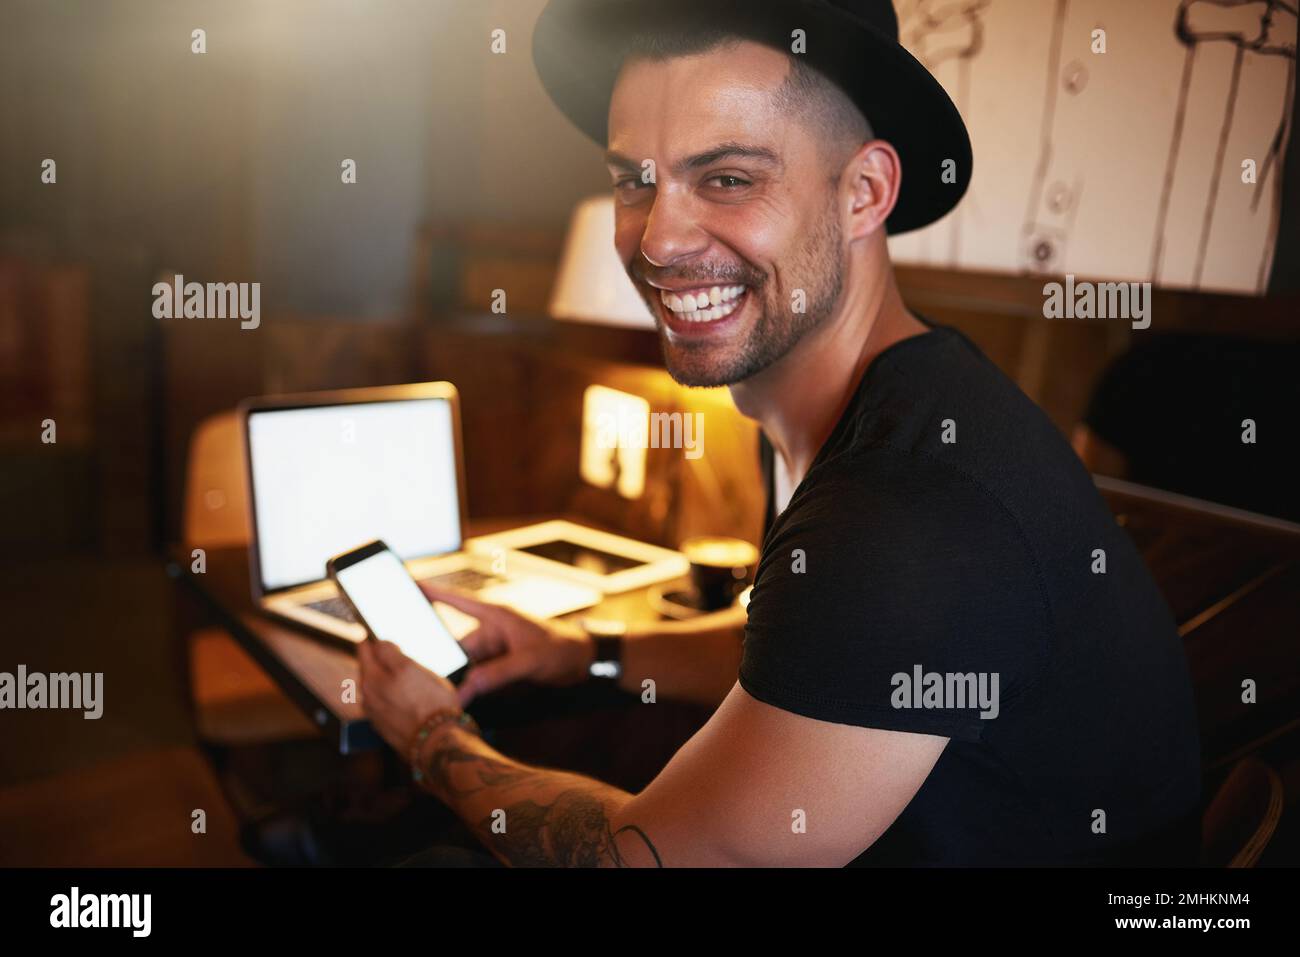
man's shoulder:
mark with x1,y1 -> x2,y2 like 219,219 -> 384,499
745,442 -> 1054,738
812,323 -> 1109,552
853,324 -> 1071,462
785,442 -> 1029,546
763,444 -> 1050,647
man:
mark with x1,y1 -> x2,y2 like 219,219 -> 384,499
360,0 -> 1202,866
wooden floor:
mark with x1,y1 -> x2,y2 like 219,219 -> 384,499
0,554 -> 253,866
0,746 -> 253,866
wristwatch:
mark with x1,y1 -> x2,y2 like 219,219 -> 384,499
581,618 -> 627,680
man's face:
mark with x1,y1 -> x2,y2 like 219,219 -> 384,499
606,41 -> 846,387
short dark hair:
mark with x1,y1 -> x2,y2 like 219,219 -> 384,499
621,25 -> 872,182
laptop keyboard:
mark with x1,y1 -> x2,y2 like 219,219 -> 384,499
305,596 -> 358,622
304,568 -> 502,622
418,568 -> 503,590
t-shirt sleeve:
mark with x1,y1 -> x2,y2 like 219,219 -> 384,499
738,450 -> 1052,743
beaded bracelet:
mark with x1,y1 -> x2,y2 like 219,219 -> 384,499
408,708 -> 480,785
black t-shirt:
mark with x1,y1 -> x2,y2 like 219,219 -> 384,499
740,321 -> 1202,866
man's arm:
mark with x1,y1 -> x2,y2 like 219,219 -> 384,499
422,584 -> 745,710
417,681 -> 947,867
613,604 -> 746,706
418,722 -> 649,867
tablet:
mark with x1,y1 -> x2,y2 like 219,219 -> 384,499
465,520 -> 689,594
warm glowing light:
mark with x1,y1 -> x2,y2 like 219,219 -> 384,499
581,385 -> 650,499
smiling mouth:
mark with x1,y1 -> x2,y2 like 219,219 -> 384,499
656,284 -> 748,324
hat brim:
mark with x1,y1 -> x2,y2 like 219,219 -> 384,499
532,0 -> 972,235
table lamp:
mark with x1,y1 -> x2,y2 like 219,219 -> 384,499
549,195 -> 655,328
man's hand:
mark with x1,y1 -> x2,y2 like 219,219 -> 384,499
357,639 -> 459,753
419,584 -> 594,706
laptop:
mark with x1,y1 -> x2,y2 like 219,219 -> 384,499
238,382 -> 604,645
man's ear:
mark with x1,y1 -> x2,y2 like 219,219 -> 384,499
845,140 -> 902,240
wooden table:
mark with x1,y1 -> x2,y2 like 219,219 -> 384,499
169,488 -> 1300,775
165,538 -> 701,760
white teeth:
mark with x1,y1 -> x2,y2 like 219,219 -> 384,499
658,285 -> 747,322
659,285 -> 747,321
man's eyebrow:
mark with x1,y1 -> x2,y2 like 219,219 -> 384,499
604,142 -> 783,175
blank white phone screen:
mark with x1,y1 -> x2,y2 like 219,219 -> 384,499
335,549 -> 469,678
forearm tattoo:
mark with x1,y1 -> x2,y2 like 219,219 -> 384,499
427,744 -> 529,800
425,733 -> 662,867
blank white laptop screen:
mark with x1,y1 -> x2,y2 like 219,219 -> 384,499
247,399 -> 462,591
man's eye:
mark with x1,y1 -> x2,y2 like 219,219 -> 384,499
708,175 -> 750,189
615,178 -> 649,190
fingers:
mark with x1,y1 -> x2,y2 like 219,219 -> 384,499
457,654 -> 530,705
456,681 -> 477,707
356,642 -> 382,713
371,638 -> 412,672
457,628 -> 488,661
356,638 -> 382,675
419,583 -> 508,622
457,626 -> 506,663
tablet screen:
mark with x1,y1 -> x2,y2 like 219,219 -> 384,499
516,539 -> 646,576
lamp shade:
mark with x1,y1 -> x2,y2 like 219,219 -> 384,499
549,195 -> 654,328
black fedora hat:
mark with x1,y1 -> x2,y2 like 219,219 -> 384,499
532,0 -> 972,235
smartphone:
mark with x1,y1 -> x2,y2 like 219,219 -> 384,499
326,539 -> 470,684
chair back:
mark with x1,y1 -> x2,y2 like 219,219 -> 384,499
1201,757 -> 1284,867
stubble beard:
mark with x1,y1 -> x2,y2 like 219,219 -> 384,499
654,194 -> 846,388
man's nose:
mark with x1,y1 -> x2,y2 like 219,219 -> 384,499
639,189 -> 708,269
